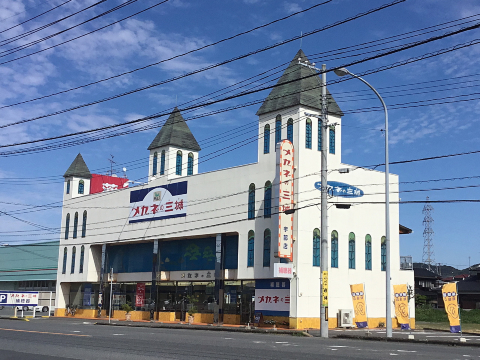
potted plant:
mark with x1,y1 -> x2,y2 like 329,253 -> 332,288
185,294 -> 199,325
121,302 -> 134,321
187,305 -> 197,325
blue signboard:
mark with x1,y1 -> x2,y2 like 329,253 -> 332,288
314,181 -> 364,198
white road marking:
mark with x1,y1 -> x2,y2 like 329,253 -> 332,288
329,345 -> 348,348
330,349 -> 338,351
253,341 -> 266,344
390,353 -> 398,356
72,331 -> 81,333
275,342 -> 288,344
112,334 -> 124,336
397,350 -> 416,353
224,338 -> 233,340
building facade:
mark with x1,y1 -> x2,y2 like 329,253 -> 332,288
55,50 -> 414,328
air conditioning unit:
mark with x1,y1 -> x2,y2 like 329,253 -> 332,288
338,309 -> 354,328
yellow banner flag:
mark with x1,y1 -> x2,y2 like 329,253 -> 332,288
393,284 -> 410,329
350,284 -> 367,328
442,282 -> 461,333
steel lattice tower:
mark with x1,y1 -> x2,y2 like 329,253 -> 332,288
422,197 -> 435,272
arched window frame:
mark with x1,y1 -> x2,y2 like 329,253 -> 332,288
287,118 -> 293,143
176,150 -> 182,175
66,180 -> 70,194
263,124 -> 270,154
349,232 -> 356,269
64,213 -> 70,240
331,230 -> 338,268
317,119 -> 322,151
160,150 -> 166,175
62,248 -> 67,274
313,228 -> 320,267
381,236 -> 387,271
73,212 -> 78,239
275,115 -> 282,145
152,151 -> 158,175
79,245 -> 85,274
187,153 -> 194,175
81,210 -> 87,238
305,118 -> 312,149
78,180 -> 84,194
248,230 -> 255,267
263,229 -> 271,267
248,183 -> 255,220
71,246 -> 76,274
365,234 -> 372,270
264,181 -> 272,218
329,126 -> 335,154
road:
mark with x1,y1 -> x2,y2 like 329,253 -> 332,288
0,318 -> 479,359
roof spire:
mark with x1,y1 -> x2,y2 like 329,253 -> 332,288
64,153 -> 91,178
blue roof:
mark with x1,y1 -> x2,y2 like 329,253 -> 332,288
0,241 -> 58,282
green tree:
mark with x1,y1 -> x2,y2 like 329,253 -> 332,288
184,243 -> 201,261
203,246 -> 215,262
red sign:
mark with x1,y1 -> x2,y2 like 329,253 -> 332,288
90,174 -> 129,194
135,283 -> 145,307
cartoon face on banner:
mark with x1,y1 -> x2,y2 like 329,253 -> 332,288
393,284 -> 409,329
350,284 -> 368,328
442,282 -> 461,333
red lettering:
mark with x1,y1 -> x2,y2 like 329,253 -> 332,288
175,199 -> 184,210
165,201 -> 173,212
132,207 -> 140,217
283,149 -> 291,156
283,159 -> 291,166
151,204 -> 159,214
141,206 -> 149,216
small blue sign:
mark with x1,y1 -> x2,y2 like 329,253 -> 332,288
314,181 -> 364,198
0,293 -> 7,304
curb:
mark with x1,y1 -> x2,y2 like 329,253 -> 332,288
422,327 -> 480,336
0,317 -> 30,321
94,321 -> 308,335
333,334 -> 480,348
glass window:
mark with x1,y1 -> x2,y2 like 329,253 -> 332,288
264,124 -> 270,154
287,118 -> 293,143
187,153 -> 194,175
81,210 -> 87,238
62,247 -> 67,274
313,228 -> 320,267
176,151 -> 182,175
71,246 -> 76,274
152,152 -> 158,175
66,180 -> 70,194
160,150 -> 165,175
306,118 -> 312,149
248,230 -> 255,267
331,230 -> 338,268
381,236 -> 386,271
73,212 -> 78,239
275,115 -> 282,145
318,119 -> 322,151
248,183 -> 255,220
79,245 -> 85,274
264,181 -> 272,218
64,213 -> 70,240
78,180 -> 84,194
329,127 -> 335,154
349,232 -> 355,269
263,229 -> 271,267
365,234 -> 372,270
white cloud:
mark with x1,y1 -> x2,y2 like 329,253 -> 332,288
284,2 -> 302,14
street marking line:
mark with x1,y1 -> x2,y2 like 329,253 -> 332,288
0,328 -> 90,337
397,350 -> 417,353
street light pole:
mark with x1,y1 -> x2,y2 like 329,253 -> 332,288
334,68 -> 392,338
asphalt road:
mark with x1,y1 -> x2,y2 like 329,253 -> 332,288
0,318 -> 479,360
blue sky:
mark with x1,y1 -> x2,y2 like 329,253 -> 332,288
0,0 -> 479,269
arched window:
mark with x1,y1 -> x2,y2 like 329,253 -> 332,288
64,213 -> 70,240
73,212 -> 78,239
317,119 -> 322,151
62,247 -> 67,274
176,150 -> 182,175
248,230 -> 255,267
71,246 -> 76,274
81,210 -> 87,238
264,124 -> 270,154
187,153 -> 194,175
331,230 -> 338,268
264,181 -> 272,218
160,150 -> 166,175
313,228 -> 320,267
152,152 -> 158,175
365,234 -> 372,270
329,127 -> 335,154
287,118 -> 293,143
66,180 -> 70,194
78,180 -> 84,194
263,229 -> 271,267
79,245 -> 85,274
305,118 -> 312,149
381,236 -> 386,271
275,115 -> 282,145
349,232 -> 356,269
248,183 -> 255,220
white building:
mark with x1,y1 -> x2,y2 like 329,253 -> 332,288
55,50 -> 414,328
